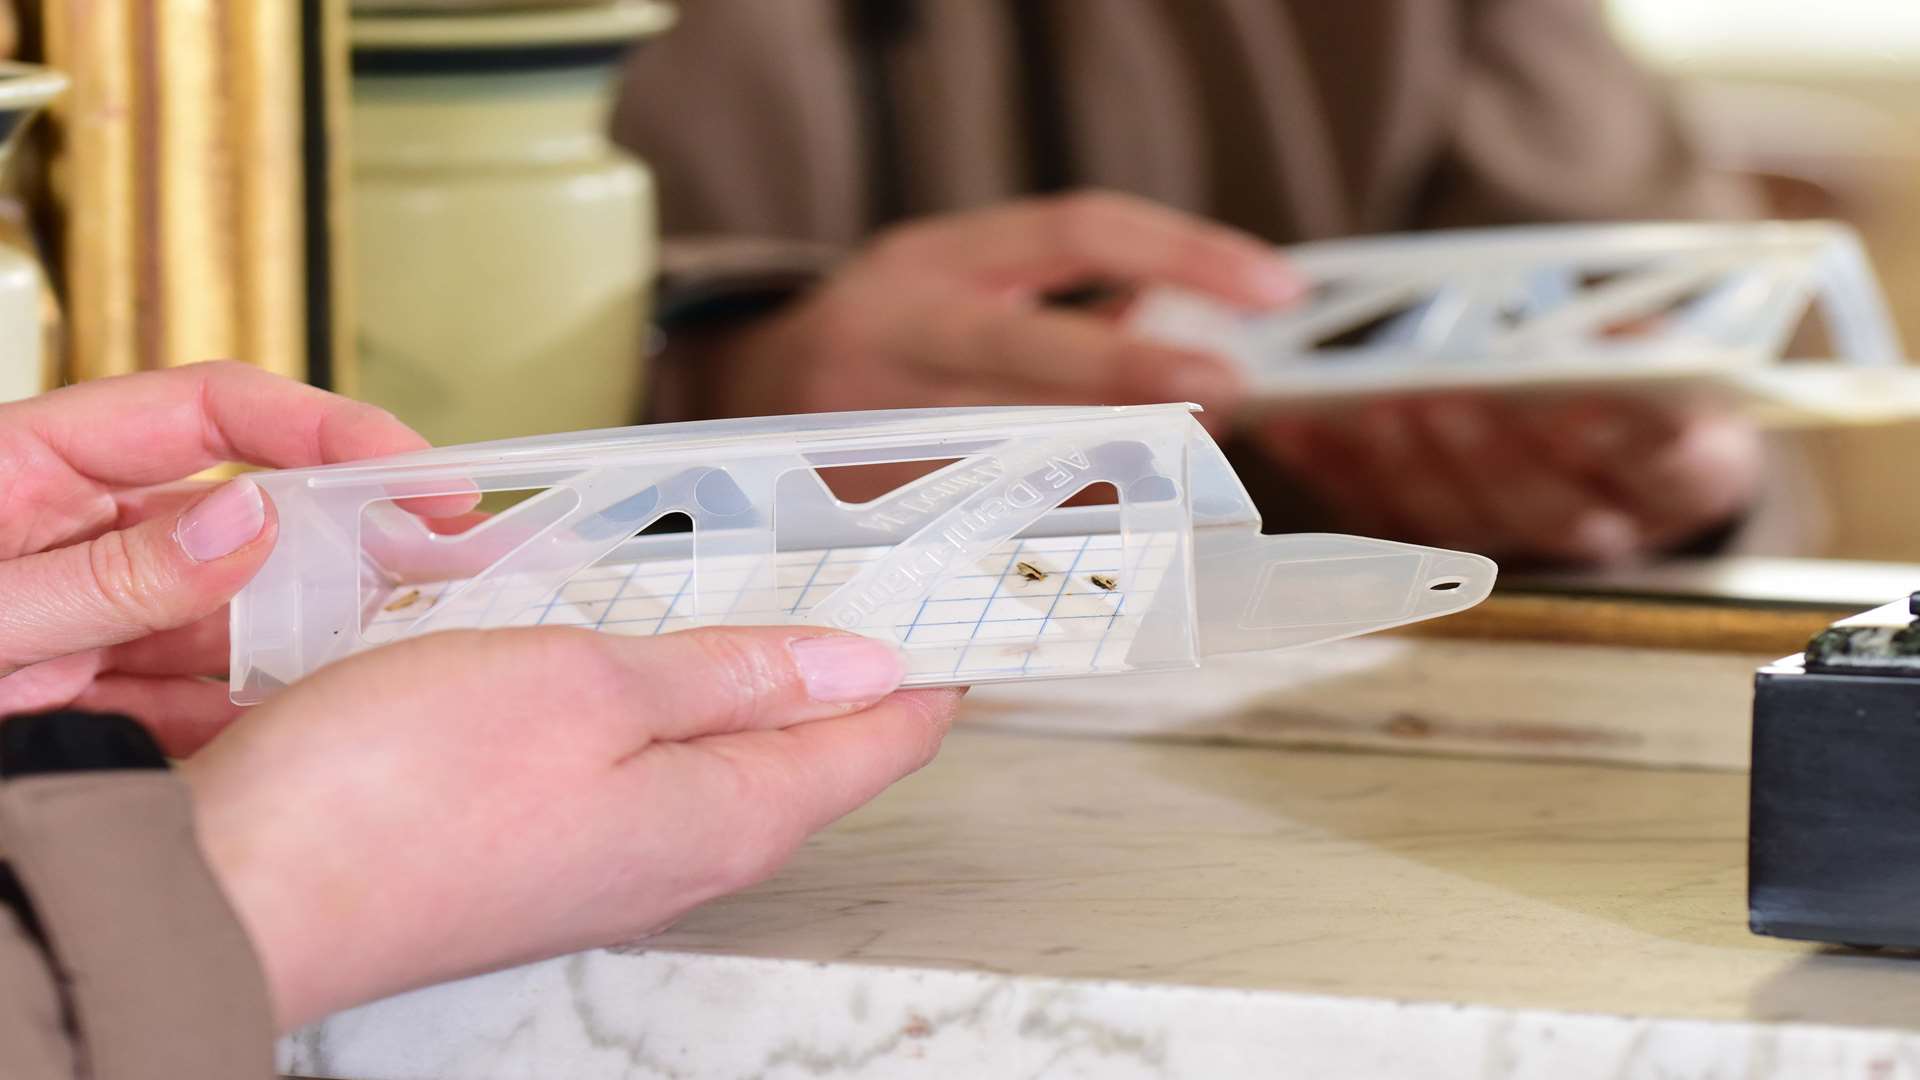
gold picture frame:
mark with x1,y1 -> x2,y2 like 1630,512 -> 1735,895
40,0 -> 350,387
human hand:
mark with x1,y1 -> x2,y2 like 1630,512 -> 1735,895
182,624 -> 957,1030
0,362 -> 450,752
700,191 -> 1301,427
1256,395 -> 1763,565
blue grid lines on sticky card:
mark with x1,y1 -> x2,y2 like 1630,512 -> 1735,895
359,532 -> 1178,680
895,532 -> 1174,682
1022,533 -> 1093,675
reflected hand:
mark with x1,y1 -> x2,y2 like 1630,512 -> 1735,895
701,191 -> 1301,427
1256,396 -> 1763,565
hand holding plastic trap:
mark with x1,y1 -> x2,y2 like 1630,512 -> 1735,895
1132,222 -> 1920,427
229,404 -> 1495,703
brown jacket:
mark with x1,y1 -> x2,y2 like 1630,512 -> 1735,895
614,0 -> 1753,268
0,762 -> 272,1079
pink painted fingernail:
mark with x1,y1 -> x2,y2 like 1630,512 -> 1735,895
1167,363 -> 1244,409
1571,511 -> 1640,563
1252,259 -> 1307,306
176,478 -> 266,563
790,636 -> 907,703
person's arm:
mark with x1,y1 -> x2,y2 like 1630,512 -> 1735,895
1,871 -> 85,1080
644,236 -> 847,424
609,0 -> 866,426
0,711 -> 273,1080
0,365 -> 441,1079
1,629 -> 954,1061
650,191 -> 1302,427
0,365 -> 962,1055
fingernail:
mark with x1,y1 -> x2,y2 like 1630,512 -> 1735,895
176,478 -> 266,563
1250,259 -> 1307,307
790,635 -> 907,704
1167,362 -> 1244,409
1427,401 -> 1489,449
1571,511 -> 1639,563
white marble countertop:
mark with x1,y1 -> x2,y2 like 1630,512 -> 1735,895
281,711 -> 1920,1080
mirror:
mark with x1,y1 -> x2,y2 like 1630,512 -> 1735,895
1600,0 -> 1920,571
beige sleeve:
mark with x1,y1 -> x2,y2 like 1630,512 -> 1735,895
643,235 -> 846,424
609,1 -> 868,424
1416,0 -> 1761,227
0,898 -> 77,1080
610,0 -> 867,245
0,771 -> 275,1080
655,234 -> 844,322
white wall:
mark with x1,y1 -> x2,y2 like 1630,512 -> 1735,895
1610,0 -> 1920,74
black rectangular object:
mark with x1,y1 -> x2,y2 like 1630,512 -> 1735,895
1750,657 -> 1920,947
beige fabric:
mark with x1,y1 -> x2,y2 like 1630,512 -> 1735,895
614,0 -> 1756,250
0,900 -> 77,1080
0,771 -> 273,1080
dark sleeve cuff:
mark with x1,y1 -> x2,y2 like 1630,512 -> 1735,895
655,234 -> 841,331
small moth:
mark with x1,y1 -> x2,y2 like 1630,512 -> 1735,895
382,589 -> 424,612
1015,561 -> 1048,582
1089,574 -> 1118,592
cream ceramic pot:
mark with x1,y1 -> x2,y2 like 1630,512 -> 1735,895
350,1 -> 674,445
0,63 -> 65,403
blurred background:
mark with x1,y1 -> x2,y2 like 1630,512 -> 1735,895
1610,0 -> 1920,558
6,1 -> 1920,560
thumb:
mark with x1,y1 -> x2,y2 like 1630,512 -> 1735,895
0,478 -> 273,676
619,627 -> 910,742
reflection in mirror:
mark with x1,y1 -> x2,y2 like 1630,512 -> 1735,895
1604,0 -> 1920,569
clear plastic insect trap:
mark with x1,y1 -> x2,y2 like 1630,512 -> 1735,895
229,404 -> 1495,702
1133,221 -> 1918,425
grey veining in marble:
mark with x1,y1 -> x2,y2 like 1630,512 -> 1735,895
280,729 -> 1920,1079
282,950 -> 1920,1080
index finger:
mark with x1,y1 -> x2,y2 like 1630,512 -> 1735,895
1519,400 -> 1759,541
883,191 -> 1303,310
1512,396 -> 1682,468
7,361 -> 433,487
909,300 -> 1249,415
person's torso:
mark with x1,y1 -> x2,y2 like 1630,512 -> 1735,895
613,0 -> 1464,246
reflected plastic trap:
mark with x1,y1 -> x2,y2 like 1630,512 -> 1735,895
1133,221 -> 1920,426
